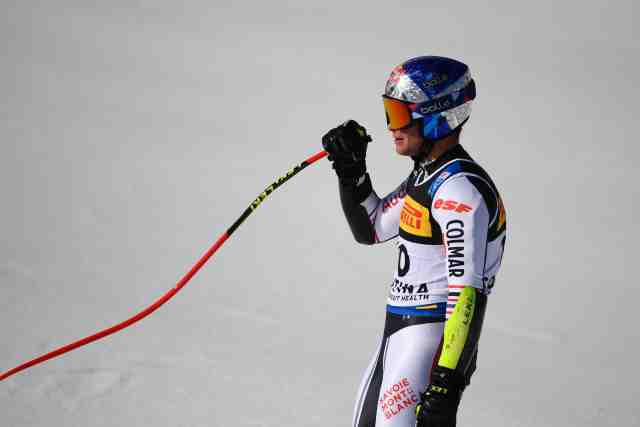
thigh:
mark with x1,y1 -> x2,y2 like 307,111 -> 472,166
353,338 -> 384,427
353,321 -> 444,427
376,322 -> 444,426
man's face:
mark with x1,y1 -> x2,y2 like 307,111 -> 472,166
391,120 -> 424,157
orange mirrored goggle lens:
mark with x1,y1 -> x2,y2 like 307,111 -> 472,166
382,96 -> 413,130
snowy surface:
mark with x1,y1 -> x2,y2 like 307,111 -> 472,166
1,1 -> 639,426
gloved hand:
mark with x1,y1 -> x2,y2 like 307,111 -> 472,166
415,366 -> 465,427
321,120 -> 372,184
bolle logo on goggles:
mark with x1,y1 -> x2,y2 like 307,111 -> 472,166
418,98 -> 452,115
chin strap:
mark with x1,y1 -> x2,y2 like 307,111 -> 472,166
410,118 -> 447,167
412,117 -> 467,167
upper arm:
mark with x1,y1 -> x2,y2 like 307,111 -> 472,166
360,179 -> 407,243
431,175 -> 493,289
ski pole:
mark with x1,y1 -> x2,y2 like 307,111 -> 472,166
0,150 -> 328,382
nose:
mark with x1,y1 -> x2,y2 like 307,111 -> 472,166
391,129 -> 406,138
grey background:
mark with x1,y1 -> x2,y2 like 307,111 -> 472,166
1,1 -> 638,426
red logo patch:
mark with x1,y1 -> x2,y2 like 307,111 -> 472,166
383,189 -> 407,212
433,199 -> 473,213
378,377 -> 420,420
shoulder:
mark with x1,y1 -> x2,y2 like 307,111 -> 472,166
430,158 -> 502,222
427,157 -> 495,197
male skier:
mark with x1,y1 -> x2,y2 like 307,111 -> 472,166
321,56 -> 507,427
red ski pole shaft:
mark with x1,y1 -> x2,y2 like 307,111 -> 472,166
0,150 -> 328,382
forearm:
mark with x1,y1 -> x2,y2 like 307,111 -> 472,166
438,286 -> 487,382
414,286 -> 487,426
431,175 -> 493,381
338,173 -> 376,244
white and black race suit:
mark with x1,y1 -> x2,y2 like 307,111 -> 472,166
340,144 -> 506,427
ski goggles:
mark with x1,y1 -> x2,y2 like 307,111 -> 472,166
382,79 -> 477,130
382,95 -> 415,130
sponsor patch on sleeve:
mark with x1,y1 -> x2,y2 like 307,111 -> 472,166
433,198 -> 473,213
427,161 -> 462,198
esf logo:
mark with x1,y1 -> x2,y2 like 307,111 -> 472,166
445,220 -> 465,277
434,199 -> 473,213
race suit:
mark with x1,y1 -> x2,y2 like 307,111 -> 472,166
340,144 -> 507,427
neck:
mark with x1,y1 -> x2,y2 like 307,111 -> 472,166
413,132 -> 461,167
426,133 -> 460,162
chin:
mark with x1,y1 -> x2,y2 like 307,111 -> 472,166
395,145 -> 410,156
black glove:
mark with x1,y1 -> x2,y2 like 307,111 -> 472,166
321,120 -> 371,184
415,366 -> 465,427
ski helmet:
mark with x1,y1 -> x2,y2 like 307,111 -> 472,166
383,56 -> 476,141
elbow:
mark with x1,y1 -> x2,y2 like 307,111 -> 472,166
351,226 -> 376,245
354,234 -> 376,245
341,206 -> 377,245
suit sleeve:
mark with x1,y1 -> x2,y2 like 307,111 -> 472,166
431,174 -> 492,292
430,174 -> 493,379
339,173 -> 407,244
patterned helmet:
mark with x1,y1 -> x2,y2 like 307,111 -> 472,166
383,56 -> 476,141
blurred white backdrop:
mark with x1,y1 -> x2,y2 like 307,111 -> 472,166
1,1 -> 638,426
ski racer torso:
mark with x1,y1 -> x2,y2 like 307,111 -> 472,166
348,144 -> 506,316
343,143 -> 507,426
